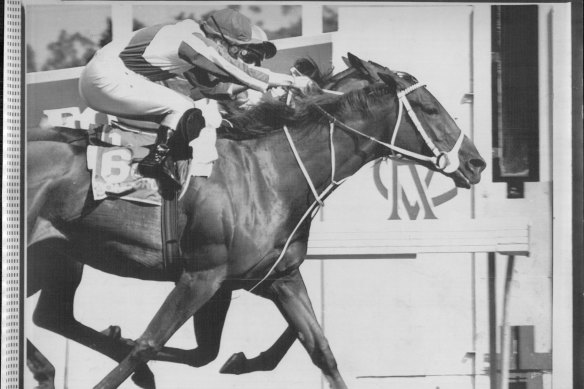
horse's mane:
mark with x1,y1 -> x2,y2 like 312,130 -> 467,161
219,58 -> 391,140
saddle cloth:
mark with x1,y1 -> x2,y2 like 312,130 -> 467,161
87,121 -> 218,204
87,123 -> 162,204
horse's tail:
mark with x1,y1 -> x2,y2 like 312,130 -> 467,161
27,141 -> 90,239
27,126 -> 89,146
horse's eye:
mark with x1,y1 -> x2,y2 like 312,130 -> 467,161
414,102 -> 439,115
423,105 -> 439,115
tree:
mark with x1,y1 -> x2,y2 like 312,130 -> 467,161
40,17 -> 146,71
323,6 -> 338,33
264,20 -> 301,40
281,5 -> 296,16
41,30 -> 97,71
177,5 -> 242,23
264,5 -> 302,39
98,17 -> 146,48
178,5 -> 302,40
174,12 -> 197,22
27,44 -> 37,72
249,5 -> 261,14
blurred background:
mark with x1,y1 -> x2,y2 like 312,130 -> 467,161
23,2 -> 574,389
25,3 -> 339,72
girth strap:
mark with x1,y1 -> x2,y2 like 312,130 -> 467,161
161,186 -> 181,273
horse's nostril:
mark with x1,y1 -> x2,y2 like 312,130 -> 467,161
469,158 -> 486,172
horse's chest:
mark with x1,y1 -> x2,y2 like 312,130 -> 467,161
180,166 -> 308,275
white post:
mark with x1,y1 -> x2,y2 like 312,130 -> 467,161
499,256 -> 516,389
551,4 -> 573,389
111,4 -> 133,42
472,8 -> 493,388
302,4 -> 323,36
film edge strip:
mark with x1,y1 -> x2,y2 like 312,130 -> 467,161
2,1 -> 22,388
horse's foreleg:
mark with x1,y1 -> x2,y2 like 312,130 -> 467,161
31,248 -> 131,362
27,339 -> 55,389
30,240 -> 133,362
148,287 -> 295,373
32,239 -> 227,372
94,267 -> 225,389
191,286 -> 231,366
33,274 -> 135,360
30,245 -> 155,388
259,269 -> 347,389
220,325 -> 296,374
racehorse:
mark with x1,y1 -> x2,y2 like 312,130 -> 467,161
27,53 -> 486,389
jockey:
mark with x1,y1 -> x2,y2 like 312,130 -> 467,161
79,8 -> 313,186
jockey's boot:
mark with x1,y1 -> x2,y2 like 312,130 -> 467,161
139,126 -> 181,189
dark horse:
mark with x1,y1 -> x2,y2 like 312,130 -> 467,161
27,54 -> 485,389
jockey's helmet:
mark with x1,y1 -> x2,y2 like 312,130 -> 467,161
202,9 -> 276,61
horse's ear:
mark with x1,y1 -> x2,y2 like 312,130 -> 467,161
342,56 -> 350,67
378,72 -> 398,92
347,53 -> 380,81
368,59 -> 385,69
347,52 -> 366,72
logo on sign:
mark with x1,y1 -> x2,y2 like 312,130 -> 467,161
373,160 -> 458,220
42,107 -> 113,128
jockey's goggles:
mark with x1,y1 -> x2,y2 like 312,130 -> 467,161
208,15 -> 271,66
238,46 -> 265,66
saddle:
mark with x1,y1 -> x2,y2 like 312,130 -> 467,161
86,109 -> 226,271
86,121 -> 196,271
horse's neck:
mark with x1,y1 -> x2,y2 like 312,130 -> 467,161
253,116 -> 381,194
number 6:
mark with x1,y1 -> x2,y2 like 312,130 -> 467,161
101,149 -> 132,184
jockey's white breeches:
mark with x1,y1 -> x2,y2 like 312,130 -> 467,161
80,41 -> 227,178
79,40 -> 196,130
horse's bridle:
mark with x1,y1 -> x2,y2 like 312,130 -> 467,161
249,77 -> 465,294
316,81 -> 465,176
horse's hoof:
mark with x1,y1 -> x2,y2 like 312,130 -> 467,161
132,363 -> 156,389
131,338 -> 159,361
101,325 -> 122,340
33,381 -> 55,389
219,352 -> 247,375
27,343 -> 55,389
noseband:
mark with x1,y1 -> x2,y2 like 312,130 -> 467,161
393,83 -> 464,174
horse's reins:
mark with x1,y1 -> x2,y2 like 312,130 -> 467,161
247,73 -> 464,294
283,78 -> 465,203
284,68 -> 348,207
292,67 -> 465,174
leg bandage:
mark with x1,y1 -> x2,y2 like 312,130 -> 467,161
189,100 -> 221,177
